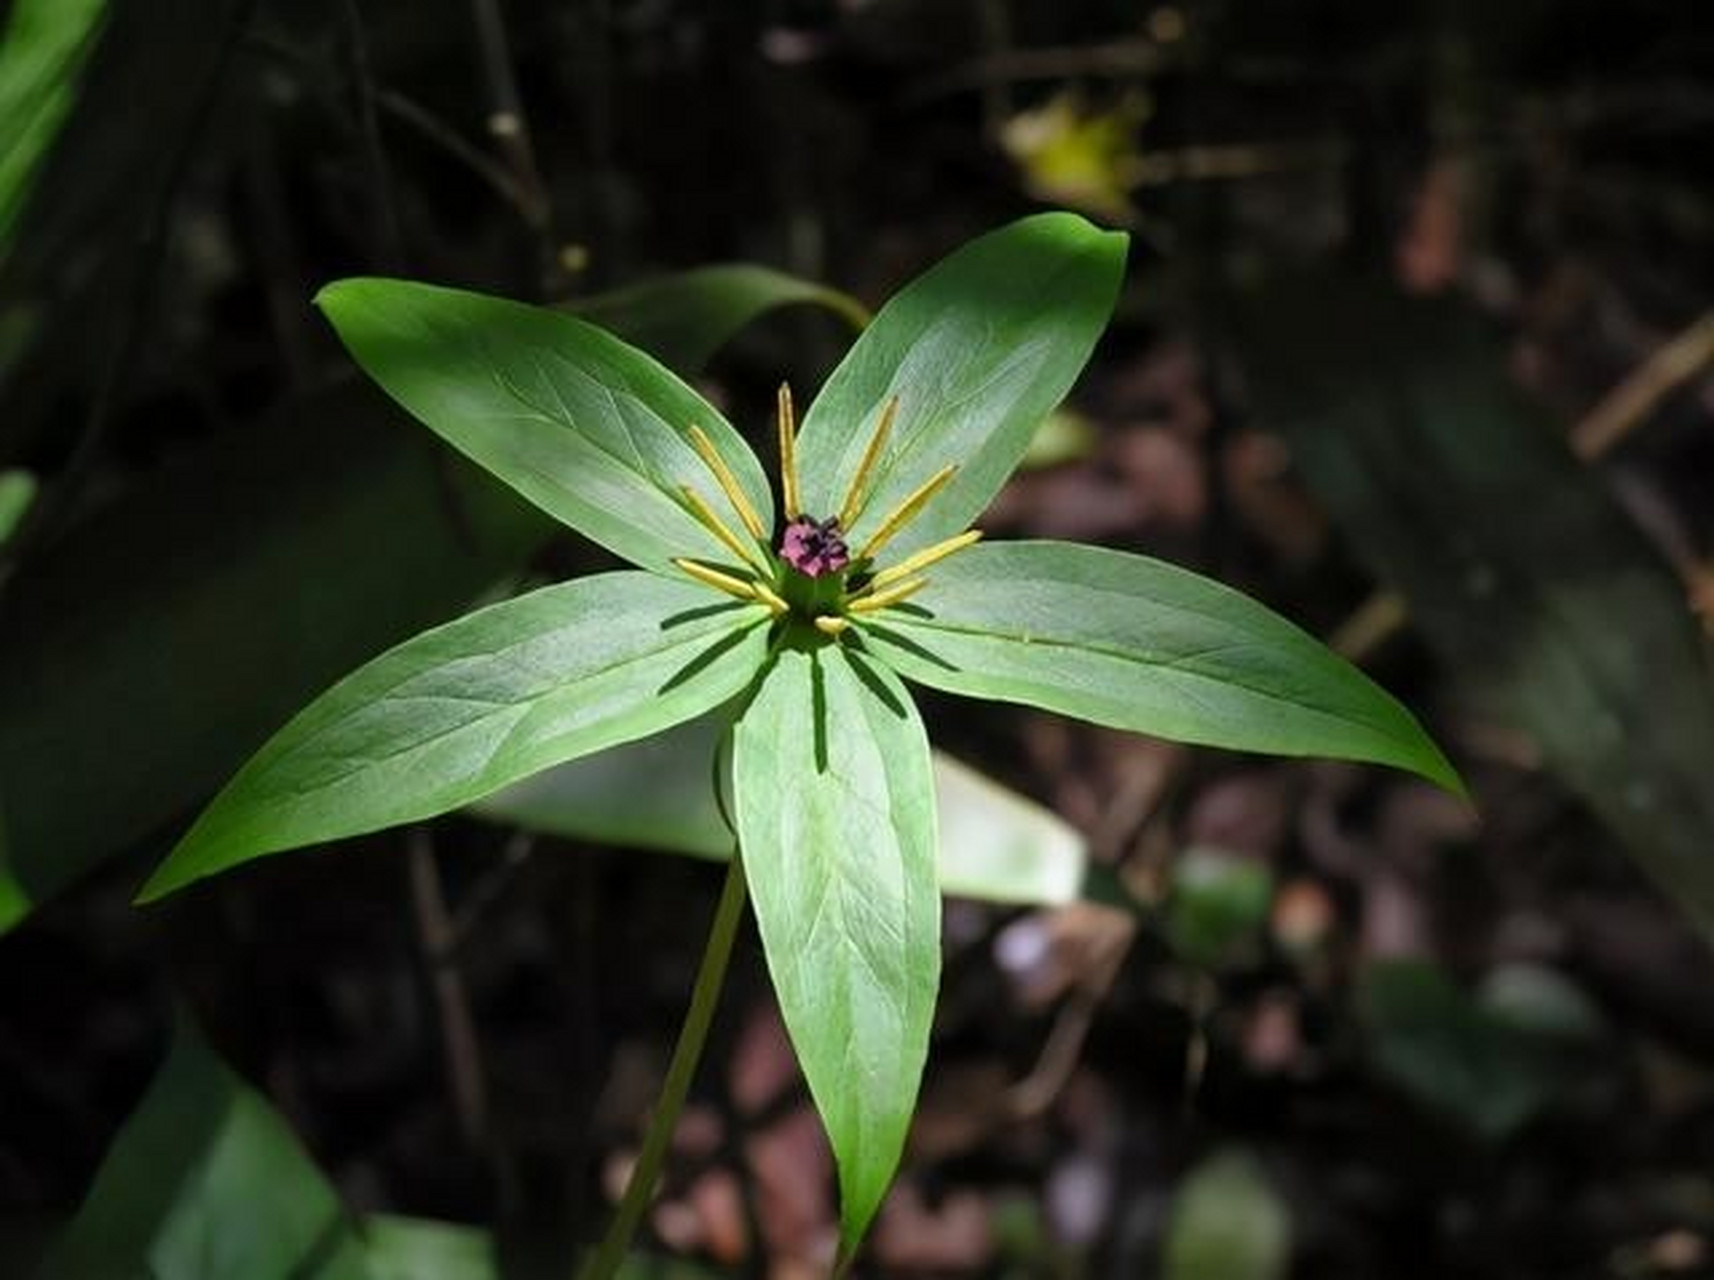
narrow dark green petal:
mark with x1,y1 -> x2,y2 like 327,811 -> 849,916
861,540 -> 1463,793
316,279 -> 773,573
141,574 -> 770,900
731,641 -> 940,1253
795,213 -> 1126,560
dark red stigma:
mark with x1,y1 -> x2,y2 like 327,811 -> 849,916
779,515 -> 850,578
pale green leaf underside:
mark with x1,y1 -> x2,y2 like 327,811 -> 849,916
141,574 -> 770,899
796,212 -> 1126,560
862,541 -> 1462,793
469,714 -> 1085,906
732,642 -> 940,1252
315,278 -> 773,574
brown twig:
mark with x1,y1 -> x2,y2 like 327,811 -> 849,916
1570,310 -> 1714,461
408,827 -> 491,1148
468,0 -> 550,233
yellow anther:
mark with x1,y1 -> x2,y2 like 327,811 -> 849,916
777,383 -> 802,520
747,577 -> 791,616
847,576 -> 928,614
680,485 -> 768,574
686,424 -> 767,541
673,557 -> 763,603
855,463 -> 957,563
813,615 -> 850,637
867,529 -> 983,592
837,395 -> 900,529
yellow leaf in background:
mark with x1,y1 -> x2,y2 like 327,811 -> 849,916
1000,90 -> 1150,223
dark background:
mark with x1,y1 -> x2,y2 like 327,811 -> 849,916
3,1 -> 1714,1276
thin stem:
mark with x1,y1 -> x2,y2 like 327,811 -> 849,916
578,857 -> 748,1280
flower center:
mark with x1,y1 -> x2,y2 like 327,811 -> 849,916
779,515 -> 849,578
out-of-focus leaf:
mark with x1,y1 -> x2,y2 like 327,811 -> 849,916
362,1217 -> 493,1280
0,264 -> 851,930
0,0 -> 244,461
0,0 -> 106,256
573,264 -> 868,369
0,469 -> 35,547
34,1016 -> 373,1280
1357,958 -> 1602,1141
470,715 -> 1087,906
1000,91 -> 1149,224
1165,847 -> 1274,969
864,541 -> 1462,792
1161,1149 -> 1291,1280
1238,279 -> 1714,941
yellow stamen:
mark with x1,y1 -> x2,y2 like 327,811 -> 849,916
673,557 -> 763,603
813,615 -> 850,637
681,485 -> 768,574
687,424 -> 767,541
777,383 -> 801,520
747,577 -> 790,615
867,529 -> 983,592
855,463 -> 957,563
847,576 -> 928,614
837,396 -> 900,529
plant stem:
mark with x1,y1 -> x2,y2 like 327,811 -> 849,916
578,856 -> 748,1280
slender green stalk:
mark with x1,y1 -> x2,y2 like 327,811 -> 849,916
578,856 -> 748,1280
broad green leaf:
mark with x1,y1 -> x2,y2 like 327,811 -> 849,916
1161,1149 -> 1291,1280
731,640 -> 940,1254
469,714 -> 1086,905
0,260 -> 852,931
862,540 -> 1461,793
316,279 -> 773,574
141,574 -> 769,900
574,264 -> 868,370
795,212 -> 1126,561
35,1015 -> 373,1280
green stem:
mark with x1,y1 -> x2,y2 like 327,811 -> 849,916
578,856 -> 748,1280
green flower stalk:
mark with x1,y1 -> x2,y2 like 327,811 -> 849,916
138,212 -> 1460,1265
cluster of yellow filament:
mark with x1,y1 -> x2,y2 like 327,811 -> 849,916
671,386 -> 982,636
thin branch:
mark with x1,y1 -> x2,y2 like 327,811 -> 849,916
468,0 -> 550,233
578,858 -> 748,1280
409,827 -> 491,1147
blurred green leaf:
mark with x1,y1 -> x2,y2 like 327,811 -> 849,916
1357,959 -> 1602,1141
1165,847 -> 1274,969
796,212 -> 1126,561
1162,1149 -> 1291,1280
573,264 -> 868,369
1239,279 -> 1714,940
35,1016 -> 372,1280
362,1217 -> 494,1280
0,0 -> 107,258
470,714 -> 1086,906
865,541 -> 1462,792
0,469 -> 35,548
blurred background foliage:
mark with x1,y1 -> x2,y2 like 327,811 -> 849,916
2,0 -> 1713,1276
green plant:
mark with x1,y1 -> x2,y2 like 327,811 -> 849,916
140,212 -> 1458,1271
